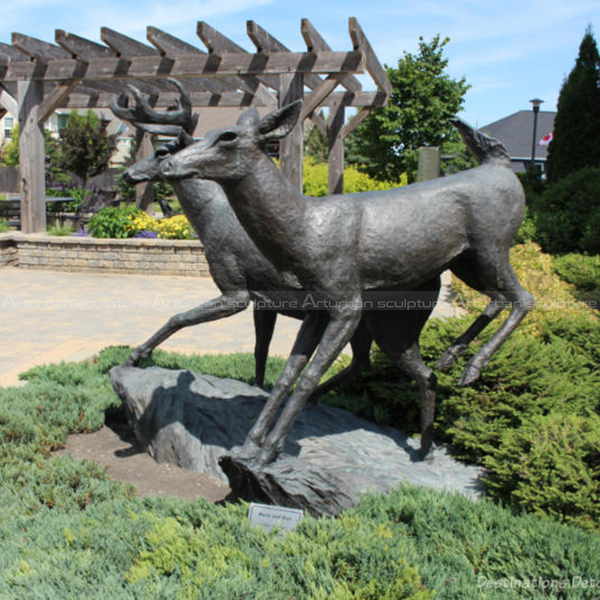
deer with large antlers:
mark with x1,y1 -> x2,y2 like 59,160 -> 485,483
160,101 -> 533,465
110,81 -> 441,399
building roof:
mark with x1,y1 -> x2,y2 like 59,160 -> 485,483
481,110 -> 556,161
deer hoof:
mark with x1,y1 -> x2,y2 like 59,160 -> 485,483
458,363 -> 481,387
230,441 -> 263,466
436,345 -> 463,371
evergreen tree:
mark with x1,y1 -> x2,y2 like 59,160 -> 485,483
348,35 -> 470,183
546,26 -> 600,182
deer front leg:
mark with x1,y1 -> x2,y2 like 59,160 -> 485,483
241,312 -> 328,459
123,291 -> 250,366
309,318 -> 372,401
258,306 -> 363,464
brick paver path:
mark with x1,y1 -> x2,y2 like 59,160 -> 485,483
0,268 -> 460,387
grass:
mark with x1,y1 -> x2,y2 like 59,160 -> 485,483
0,241 -> 599,596
46,223 -> 77,236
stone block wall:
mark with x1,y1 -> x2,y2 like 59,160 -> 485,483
0,235 -> 17,267
0,233 -> 209,277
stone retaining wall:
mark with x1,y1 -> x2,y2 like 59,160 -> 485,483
0,233 -> 209,277
0,236 -> 17,267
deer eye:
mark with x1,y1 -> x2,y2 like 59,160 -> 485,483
155,146 -> 171,159
218,131 -> 238,143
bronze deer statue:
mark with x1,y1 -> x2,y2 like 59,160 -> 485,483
111,82 -> 440,400
160,101 -> 533,465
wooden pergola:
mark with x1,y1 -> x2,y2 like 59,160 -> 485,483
0,18 -> 390,233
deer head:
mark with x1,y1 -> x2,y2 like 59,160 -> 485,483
160,101 -> 302,182
110,79 -> 198,183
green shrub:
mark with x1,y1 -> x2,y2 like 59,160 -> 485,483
484,411 -> 600,531
87,203 -> 142,238
47,224 -> 76,237
88,204 -> 196,239
303,157 -> 403,197
554,253 -> 600,291
513,206 -> 537,245
324,243 -> 600,530
2,346 -> 600,596
532,166 -> 600,254
0,219 -> 11,233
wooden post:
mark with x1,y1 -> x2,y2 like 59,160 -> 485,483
328,101 -> 345,195
18,79 -> 46,233
417,147 -> 441,182
279,73 -> 304,191
135,132 -> 155,211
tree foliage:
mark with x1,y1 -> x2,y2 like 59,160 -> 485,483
546,26 -> 600,182
0,123 -> 19,166
348,35 -> 470,182
56,110 -> 115,187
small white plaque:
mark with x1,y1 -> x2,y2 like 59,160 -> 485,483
247,503 -> 304,535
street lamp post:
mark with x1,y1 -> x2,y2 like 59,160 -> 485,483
529,98 -> 544,169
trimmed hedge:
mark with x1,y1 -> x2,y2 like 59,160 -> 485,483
326,243 -> 600,531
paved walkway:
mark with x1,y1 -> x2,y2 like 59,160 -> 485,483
0,268 -> 460,388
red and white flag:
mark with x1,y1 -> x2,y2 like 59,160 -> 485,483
538,132 -> 553,146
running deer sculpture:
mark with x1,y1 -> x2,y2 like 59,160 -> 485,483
111,82 -> 441,399
160,101 -> 534,464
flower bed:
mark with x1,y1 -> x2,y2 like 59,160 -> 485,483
0,232 -> 209,277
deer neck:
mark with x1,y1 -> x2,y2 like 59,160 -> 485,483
219,152 -> 307,273
172,178 -> 227,241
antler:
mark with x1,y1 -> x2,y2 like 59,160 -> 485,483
110,78 -> 199,137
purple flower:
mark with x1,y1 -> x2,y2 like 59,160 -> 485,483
134,230 -> 159,239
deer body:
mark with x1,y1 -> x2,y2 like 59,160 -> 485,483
220,159 -> 523,292
161,102 -> 533,464
122,140 -> 381,394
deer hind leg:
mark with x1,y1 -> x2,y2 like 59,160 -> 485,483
436,299 -> 504,371
458,259 -> 533,387
365,284 -> 439,457
252,308 -> 277,388
438,257 -> 509,371
257,306 -> 363,464
309,318 -> 372,402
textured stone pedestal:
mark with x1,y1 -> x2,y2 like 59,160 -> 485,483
110,365 -> 483,516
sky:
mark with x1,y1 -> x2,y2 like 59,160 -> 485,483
1,0 -> 599,128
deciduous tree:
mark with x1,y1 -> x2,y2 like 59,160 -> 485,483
348,35 -> 470,182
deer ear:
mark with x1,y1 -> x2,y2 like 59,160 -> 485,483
178,129 -> 196,148
237,107 -> 260,127
257,100 -> 302,141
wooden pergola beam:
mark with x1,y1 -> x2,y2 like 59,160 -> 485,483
197,21 -> 278,105
301,18 -> 362,94
101,27 -> 157,57
348,17 -> 391,98
147,26 -> 261,98
301,73 -> 347,120
343,107 -> 374,139
3,50 -> 366,82
12,33 -> 72,61
0,84 -> 18,117
0,17 -> 391,224
38,80 -> 81,124
56,30 -> 114,58
247,21 -> 324,92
